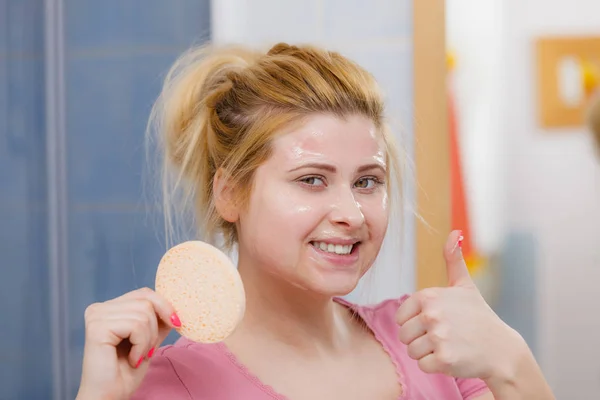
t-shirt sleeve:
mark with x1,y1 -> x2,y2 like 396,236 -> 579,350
131,354 -> 192,400
455,377 -> 490,399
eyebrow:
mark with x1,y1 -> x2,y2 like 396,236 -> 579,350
357,163 -> 387,174
288,162 -> 386,174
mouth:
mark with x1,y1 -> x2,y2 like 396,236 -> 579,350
310,241 -> 361,256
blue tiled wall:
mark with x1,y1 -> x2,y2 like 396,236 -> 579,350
65,1 -> 210,397
0,1 -> 50,398
0,1 -> 210,398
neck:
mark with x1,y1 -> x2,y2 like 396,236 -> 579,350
232,256 -> 355,352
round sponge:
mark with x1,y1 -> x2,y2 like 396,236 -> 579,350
155,241 -> 245,343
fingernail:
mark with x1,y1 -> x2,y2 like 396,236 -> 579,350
170,313 -> 182,327
135,356 -> 144,368
457,231 -> 464,249
147,347 -> 155,358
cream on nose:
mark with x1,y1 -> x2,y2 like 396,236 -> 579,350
329,189 -> 365,227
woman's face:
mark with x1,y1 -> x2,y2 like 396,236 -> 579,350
236,113 -> 390,296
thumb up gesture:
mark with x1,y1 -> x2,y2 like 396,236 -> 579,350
395,230 -> 522,380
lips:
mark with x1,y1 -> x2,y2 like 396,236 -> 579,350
308,239 -> 362,268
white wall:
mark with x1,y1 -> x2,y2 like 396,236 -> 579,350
505,2 -> 600,397
449,0 -> 600,397
211,0 -> 416,304
446,0 -> 506,257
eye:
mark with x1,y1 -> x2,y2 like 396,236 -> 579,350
354,177 -> 382,189
299,176 -> 326,187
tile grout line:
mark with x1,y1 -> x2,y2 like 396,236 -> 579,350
44,0 -> 70,398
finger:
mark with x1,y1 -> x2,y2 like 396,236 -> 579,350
417,353 -> 441,375
106,311 -> 158,366
104,301 -> 160,354
156,320 -> 173,347
133,300 -> 160,351
444,230 -> 472,287
127,316 -> 155,368
406,335 -> 435,360
103,298 -> 169,352
398,314 -> 427,345
95,317 -> 152,368
85,308 -> 146,342
395,295 -> 422,326
115,287 -> 180,328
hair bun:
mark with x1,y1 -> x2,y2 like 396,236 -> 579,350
267,42 -> 300,56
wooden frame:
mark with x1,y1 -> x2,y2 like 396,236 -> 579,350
536,36 -> 600,128
413,0 -> 451,289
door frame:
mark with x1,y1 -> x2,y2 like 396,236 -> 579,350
413,0 -> 450,289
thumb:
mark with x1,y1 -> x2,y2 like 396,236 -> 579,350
444,230 -> 472,287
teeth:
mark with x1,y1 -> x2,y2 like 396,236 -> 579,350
312,241 -> 354,255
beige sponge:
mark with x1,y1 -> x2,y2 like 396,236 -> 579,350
155,241 -> 245,343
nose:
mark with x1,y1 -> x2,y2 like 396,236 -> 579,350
329,188 -> 365,229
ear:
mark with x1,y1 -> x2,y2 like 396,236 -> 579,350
213,168 -> 239,223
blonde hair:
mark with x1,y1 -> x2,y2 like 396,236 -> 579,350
146,42 -> 404,250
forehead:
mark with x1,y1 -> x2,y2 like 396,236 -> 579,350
270,114 -> 385,164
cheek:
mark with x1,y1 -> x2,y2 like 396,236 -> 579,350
241,184 -> 324,251
239,185 -> 331,278
359,193 -> 389,241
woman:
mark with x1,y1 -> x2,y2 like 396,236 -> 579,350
75,43 -> 554,399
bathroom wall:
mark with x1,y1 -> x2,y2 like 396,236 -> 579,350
0,1 -> 50,398
0,1 -> 211,398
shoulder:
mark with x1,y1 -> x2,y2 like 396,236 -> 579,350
340,294 -> 410,314
131,338 -> 235,400
362,295 -> 410,315
338,295 -> 409,331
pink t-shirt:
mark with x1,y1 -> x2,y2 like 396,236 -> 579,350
132,296 -> 490,399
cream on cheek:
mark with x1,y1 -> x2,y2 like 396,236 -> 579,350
239,168 -> 323,276
363,149 -> 390,243
362,191 -> 389,253
238,115 -> 391,290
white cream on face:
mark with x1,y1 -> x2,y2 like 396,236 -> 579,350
236,114 -> 390,296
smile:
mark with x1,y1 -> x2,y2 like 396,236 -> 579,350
310,241 -> 359,255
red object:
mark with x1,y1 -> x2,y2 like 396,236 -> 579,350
448,90 -> 474,263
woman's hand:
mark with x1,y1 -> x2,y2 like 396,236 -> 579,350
76,287 -> 181,400
395,230 -> 525,381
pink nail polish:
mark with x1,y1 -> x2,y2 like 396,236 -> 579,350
170,313 -> 182,328
147,347 -> 155,358
457,231 -> 464,249
135,356 -> 144,368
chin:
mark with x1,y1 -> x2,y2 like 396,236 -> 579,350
303,274 -> 362,298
